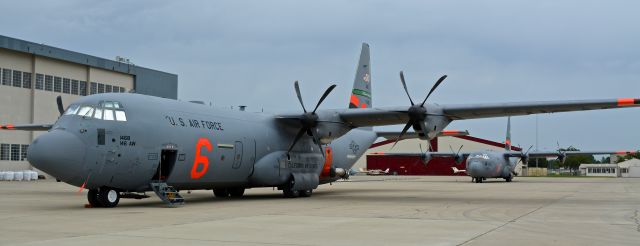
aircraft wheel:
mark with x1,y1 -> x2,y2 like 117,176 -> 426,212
505,177 -> 513,182
213,188 -> 230,198
87,189 -> 102,207
282,178 -> 299,198
97,188 -> 120,208
229,188 -> 245,197
299,189 -> 313,197
475,178 -> 483,183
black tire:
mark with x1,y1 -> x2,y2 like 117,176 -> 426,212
505,177 -> 513,182
475,178 -> 483,183
213,188 -> 230,198
97,188 -> 120,208
87,189 -> 102,207
229,188 -> 245,197
299,189 -> 312,197
282,178 -> 299,198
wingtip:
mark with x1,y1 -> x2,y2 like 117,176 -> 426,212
617,98 -> 640,106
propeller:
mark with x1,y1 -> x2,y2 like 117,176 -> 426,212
391,71 -> 448,149
519,145 -> 533,164
56,95 -> 64,116
286,81 -> 337,158
556,141 -> 568,164
448,144 -> 464,164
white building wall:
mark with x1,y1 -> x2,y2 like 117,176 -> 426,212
0,48 -> 134,173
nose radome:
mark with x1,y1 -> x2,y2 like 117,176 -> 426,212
28,130 -> 86,184
467,161 -> 482,175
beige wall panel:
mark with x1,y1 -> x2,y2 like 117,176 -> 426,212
35,56 -> 86,81
0,49 -> 31,71
89,67 -> 133,89
0,87 -> 32,145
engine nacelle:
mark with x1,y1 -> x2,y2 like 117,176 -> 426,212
453,154 -> 464,165
557,153 -> 567,164
333,168 -> 348,178
520,154 -> 530,165
420,153 -> 433,166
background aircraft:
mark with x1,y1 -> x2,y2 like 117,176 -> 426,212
2,43 -> 640,207
376,117 -> 639,183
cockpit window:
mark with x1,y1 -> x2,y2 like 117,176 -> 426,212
114,110 -> 127,121
64,104 -> 80,115
77,106 -> 94,117
94,108 -> 103,119
103,109 -> 115,121
74,101 -> 127,121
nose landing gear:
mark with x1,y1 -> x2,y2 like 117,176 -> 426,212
87,187 -> 120,208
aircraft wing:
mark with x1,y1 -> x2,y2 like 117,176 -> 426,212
376,130 -> 469,140
370,152 -> 472,158
442,98 -> 640,120
504,150 -> 639,159
0,124 -> 52,131
338,98 -> 640,126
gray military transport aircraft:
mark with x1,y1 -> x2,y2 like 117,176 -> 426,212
376,117 -> 639,183
2,43 -> 640,207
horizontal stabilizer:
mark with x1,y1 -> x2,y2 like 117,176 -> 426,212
451,167 -> 466,174
376,130 -> 469,140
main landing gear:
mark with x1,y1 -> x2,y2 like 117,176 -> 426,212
281,178 -> 313,198
87,187 -> 120,208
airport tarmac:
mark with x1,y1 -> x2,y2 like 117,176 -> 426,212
1,176 -> 639,246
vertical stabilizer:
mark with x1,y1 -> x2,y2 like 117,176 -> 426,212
505,117 -> 512,151
349,43 -> 371,109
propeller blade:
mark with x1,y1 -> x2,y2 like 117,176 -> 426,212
525,145 -> 533,155
310,131 -> 325,159
419,143 -> 423,153
420,75 -> 447,106
294,81 -> 307,113
287,128 -> 307,154
456,145 -> 464,155
56,96 -> 64,115
399,71 -> 415,106
391,121 -> 413,149
312,84 -> 337,113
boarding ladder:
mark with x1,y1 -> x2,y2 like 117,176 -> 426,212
150,182 -> 184,206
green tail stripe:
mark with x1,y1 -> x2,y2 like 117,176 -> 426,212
352,89 -> 371,99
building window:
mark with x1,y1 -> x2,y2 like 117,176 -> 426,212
0,144 -> 9,160
105,84 -> 112,93
62,78 -> 71,94
45,75 -> 53,91
79,81 -> 87,96
120,87 -> 126,93
20,145 -> 28,161
71,80 -> 79,95
2,68 -> 11,85
53,76 -> 62,92
35,74 -> 44,90
23,72 -> 31,88
98,83 -> 105,93
10,144 -> 20,161
90,82 -> 97,95
622,168 -> 628,173
12,70 -> 22,87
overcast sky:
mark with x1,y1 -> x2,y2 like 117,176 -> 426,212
2,0 -> 639,152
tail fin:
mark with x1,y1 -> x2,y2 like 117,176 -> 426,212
505,117 -> 511,151
349,43 -> 371,109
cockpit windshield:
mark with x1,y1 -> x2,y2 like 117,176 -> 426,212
71,101 -> 128,122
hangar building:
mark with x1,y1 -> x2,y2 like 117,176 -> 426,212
355,135 -> 523,176
0,35 -> 177,172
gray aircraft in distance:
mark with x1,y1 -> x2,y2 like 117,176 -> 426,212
377,117 -> 639,183
2,43 -> 640,207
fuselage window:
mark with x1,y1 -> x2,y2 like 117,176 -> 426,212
115,110 -> 127,121
103,109 -> 115,121
104,101 -> 115,108
64,104 -> 80,115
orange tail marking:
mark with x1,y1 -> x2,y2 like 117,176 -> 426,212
350,95 -> 360,108
617,98 -> 636,106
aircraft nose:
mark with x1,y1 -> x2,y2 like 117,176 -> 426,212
28,130 -> 86,184
467,161 -> 482,175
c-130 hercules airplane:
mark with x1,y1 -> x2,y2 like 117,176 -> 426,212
375,117 -> 639,183
2,43 -> 639,207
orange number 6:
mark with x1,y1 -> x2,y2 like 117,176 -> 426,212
191,138 -> 212,179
